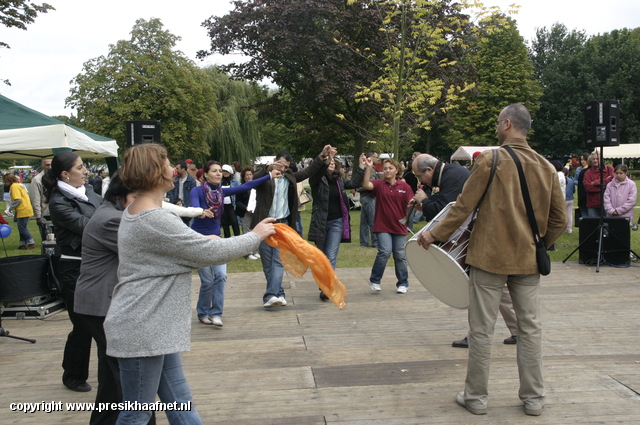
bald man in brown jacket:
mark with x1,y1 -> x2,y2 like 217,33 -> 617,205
418,104 -> 566,417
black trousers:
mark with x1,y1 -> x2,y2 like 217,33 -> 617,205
221,204 -> 240,238
58,259 -> 92,385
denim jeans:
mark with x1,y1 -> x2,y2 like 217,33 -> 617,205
315,217 -> 343,269
196,264 -> 227,318
259,240 -> 285,302
16,217 -> 34,246
117,353 -> 201,425
587,207 -> 602,218
296,213 -> 304,238
369,232 -> 409,288
407,207 -> 422,233
359,196 -> 377,247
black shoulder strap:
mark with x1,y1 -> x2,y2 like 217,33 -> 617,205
469,149 -> 498,227
502,145 -> 543,245
477,148 -> 499,208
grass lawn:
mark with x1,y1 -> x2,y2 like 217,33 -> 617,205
2,184 -> 639,271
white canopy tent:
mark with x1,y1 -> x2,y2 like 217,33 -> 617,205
450,146 -> 498,162
0,94 -> 118,160
601,144 -> 640,161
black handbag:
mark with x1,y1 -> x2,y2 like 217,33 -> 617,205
502,146 -> 551,276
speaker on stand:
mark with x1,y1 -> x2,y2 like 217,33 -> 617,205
125,120 -> 161,147
563,100 -> 639,271
578,217 -> 631,265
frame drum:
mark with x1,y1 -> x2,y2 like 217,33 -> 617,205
406,202 -> 472,309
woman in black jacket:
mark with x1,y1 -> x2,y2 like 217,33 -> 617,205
43,151 -> 102,393
308,153 -> 366,300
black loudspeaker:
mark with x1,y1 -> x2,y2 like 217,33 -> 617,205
126,120 -> 161,147
0,255 -> 52,302
585,100 -> 620,147
579,217 -> 630,265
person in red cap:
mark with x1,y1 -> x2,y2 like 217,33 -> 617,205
472,151 -> 482,161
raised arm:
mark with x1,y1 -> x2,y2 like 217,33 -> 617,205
361,155 -> 375,191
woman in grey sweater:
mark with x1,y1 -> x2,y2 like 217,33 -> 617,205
104,144 -> 275,425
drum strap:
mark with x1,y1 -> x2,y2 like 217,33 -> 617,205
476,149 -> 499,208
469,149 -> 498,228
501,145 -> 544,245
433,161 -> 446,187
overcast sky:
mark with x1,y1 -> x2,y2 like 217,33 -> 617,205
1,0 -> 639,117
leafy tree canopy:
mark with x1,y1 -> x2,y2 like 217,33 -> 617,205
1,0 -> 54,48
1,0 -> 54,84
445,14 -> 542,151
349,0 -> 485,158
201,66 -> 266,166
66,18 -> 219,161
529,24 -> 640,155
199,0 -> 387,158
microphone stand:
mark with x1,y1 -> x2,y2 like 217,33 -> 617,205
0,315 -> 36,343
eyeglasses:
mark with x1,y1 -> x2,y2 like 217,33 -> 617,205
495,119 -> 508,127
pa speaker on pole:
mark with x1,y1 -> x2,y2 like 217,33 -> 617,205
584,100 -> 620,147
126,120 -> 161,147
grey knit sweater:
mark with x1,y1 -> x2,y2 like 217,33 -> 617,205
104,207 -> 260,358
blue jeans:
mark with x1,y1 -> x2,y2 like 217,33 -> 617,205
117,353 -> 201,425
407,207 -> 422,233
587,207 -> 602,218
296,213 -> 304,238
369,232 -> 409,288
196,264 -> 227,318
359,196 -> 377,247
315,217 -> 343,269
259,240 -> 285,302
16,217 -> 34,246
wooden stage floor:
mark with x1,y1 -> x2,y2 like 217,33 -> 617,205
1,262 -> 640,424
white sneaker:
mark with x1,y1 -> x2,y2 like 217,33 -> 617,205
247,254 -> 258,260
369,282 -> 381,292
254,253 -> 261,259
198,316 -> 213,325
279,296 -> 287,306
396,286 -> 408,294
211,316 -> 223,327
263,296 -> 283,308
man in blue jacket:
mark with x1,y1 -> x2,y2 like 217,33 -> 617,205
168,161 -> 197,207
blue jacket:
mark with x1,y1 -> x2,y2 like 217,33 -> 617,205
168,174 -> 197,207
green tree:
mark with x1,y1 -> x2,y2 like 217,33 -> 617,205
577,28 -> 640,145
1,0 -> 54,84
528,23 -> 588,156
201,66 -> 266,165
66,18 -> 219,161
199,0 -> 387,159
445,15 -> 542,151
350,0 -> 485,158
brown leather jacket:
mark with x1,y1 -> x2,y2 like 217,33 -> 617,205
431,138 -> 567,275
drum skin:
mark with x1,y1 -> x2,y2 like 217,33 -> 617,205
406,202 -> 472,309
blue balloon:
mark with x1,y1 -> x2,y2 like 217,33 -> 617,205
0,224 -> 11,239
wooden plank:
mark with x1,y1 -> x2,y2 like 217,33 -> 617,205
2,263 -> 640,424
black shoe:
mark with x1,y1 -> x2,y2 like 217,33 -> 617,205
64,379 -> 92,392
319,291 -> 329,301
503,335 -> 517,345
452,336 -> 468,348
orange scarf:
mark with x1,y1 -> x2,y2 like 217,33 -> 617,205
266,223 -> 347,308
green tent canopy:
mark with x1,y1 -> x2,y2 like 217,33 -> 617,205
0,94 -> 118,160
